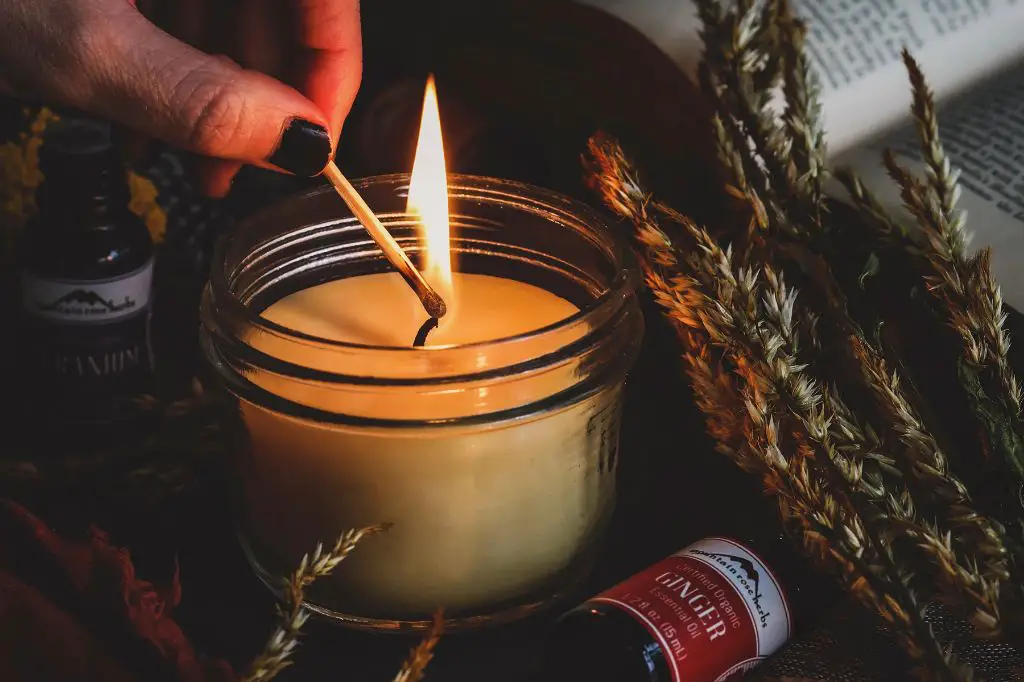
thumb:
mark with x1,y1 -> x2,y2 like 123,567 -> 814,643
70,5 -> 333,177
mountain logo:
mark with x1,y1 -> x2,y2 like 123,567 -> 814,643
37,288 -> 136,314
712,551 -> 762,596
690,545 -> 774,630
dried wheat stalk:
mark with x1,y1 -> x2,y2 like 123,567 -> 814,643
742,267 -> 1002,641
839,53 -> 1024,620
882,153 -> 1020,417
841,51 -> 1023,435
692,0 -> 1011,632
851,340 -> 1010,569
778,7 -> 825,215
587,136 -> 973,679
585,0 -> 1024,676
392,610 -> 445,682
869,53 -> 1024,545
697,0 -> 823,238
242,524 -> 394,682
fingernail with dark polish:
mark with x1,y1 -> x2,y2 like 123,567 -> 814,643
269,119 -> 331,176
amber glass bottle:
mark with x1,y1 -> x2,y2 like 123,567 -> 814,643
17,117 -> 154,435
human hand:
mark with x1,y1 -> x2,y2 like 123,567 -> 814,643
0,0 -> 362,196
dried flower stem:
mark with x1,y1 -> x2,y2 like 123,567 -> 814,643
748,262 -> 1001,640
884,52 -> 1022,418
697,1 -> 799,219
902,51 -> 961,244
688,235 -> 970,680
590,0 -> 1024,674
833,166 -> 913,243
852,341 -> 1010,564
689,241 -> 967,679
697,0 -> 832,241
687,323 -> 934,672
695,8 -> 1014,608
685,336 -> 766,476
392,610 -> 445,682
884,152 -> 1024,500
778,6 -> 826,216
587,136 -> 971,679
664,149 -> 1006,633
242,524 -> 391,682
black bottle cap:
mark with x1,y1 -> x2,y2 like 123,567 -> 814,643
39,117 -> 116,176
36,116 -> 128,209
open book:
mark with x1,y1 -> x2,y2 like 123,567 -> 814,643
579,0 -> 1024,307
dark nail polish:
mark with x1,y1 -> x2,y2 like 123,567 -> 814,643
268,119 -> 331,176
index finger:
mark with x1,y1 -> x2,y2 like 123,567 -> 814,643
296,0 -> 363,144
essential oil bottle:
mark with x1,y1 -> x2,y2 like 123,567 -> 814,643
543,528 -> 832,681
17,116 -> 155,435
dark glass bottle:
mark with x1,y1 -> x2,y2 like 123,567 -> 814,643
16,116 -> 155,438
543,528 -> 834,682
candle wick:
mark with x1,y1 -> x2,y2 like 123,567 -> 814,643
413,317 -> 439,347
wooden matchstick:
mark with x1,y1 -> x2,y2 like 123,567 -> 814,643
322,161 -> 447,319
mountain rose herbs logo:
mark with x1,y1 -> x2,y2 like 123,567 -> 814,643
37,289 -> 136,315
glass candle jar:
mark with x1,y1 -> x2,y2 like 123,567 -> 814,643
200,174 -> 643,632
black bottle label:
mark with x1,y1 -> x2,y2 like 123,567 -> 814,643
20,261 -> 153,323
18,259 -> 155,424
590,538 -> 791,681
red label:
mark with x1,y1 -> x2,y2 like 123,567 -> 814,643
592,538 -> 791,682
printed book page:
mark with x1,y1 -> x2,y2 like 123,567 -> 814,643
577,0 -> 1024,155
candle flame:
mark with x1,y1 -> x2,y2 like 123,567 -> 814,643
407,75 -> 453,306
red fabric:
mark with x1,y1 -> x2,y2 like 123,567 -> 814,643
0,499 -> 235,682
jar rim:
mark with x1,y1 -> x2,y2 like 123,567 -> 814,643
208,172 -> 639,357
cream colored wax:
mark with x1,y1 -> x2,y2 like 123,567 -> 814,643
240,272 -> 620,620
